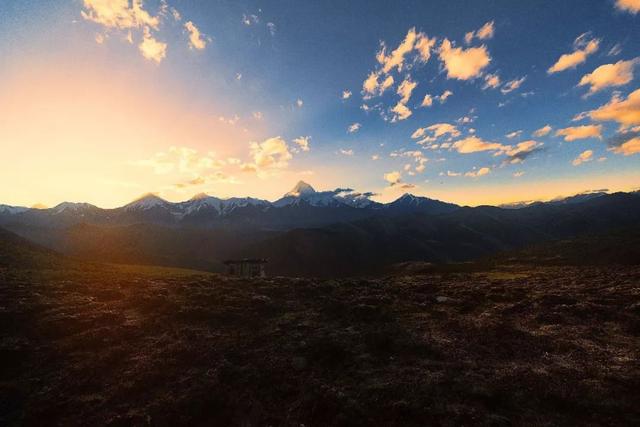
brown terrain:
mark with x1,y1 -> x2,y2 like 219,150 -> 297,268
1,255 -> 639,426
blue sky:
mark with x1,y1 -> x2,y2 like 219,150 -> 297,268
1,0 -> 639,207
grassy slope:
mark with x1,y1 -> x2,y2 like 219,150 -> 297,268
1,261 -> 639,426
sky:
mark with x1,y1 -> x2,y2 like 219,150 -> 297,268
1,0 -> 639,208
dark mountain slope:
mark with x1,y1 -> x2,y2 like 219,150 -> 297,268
0,227 -> 65,269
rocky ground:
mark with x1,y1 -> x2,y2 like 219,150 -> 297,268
1,263 -> 639,426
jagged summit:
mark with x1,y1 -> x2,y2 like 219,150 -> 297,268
285,181 -> 316,197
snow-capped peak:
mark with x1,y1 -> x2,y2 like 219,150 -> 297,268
52,202 -> 94,213
285,181 -> 316,197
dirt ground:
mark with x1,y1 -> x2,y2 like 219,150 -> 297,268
1,264 -> 639,426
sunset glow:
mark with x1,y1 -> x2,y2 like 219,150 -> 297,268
1,0 -> 639,208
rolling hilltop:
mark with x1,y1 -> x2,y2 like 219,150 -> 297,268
1,183 -> 639,276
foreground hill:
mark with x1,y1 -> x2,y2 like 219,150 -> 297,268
1,259 -> 638,425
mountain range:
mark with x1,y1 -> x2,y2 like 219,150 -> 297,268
0,181 -> 459,230
1,182 -> 639,276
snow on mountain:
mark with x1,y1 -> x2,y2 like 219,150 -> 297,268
181,193 -> 224,214
275,181 -> 367,208
52,202 -> 96,214
0,204 -> 28,215
220,197 -> 270,214
284,181 -> 316,197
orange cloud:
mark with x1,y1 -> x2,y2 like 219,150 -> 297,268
588,89 -> 640,129
452,136 -> 504,153
611,136 -> 640,155
555,125 -> 603,141
439,39 -> 491,80
548,33 -> 599,73
579,59 -> 638,93
572,149 -> 594,166
615,0 -> 640,13
185,21 -> 207,50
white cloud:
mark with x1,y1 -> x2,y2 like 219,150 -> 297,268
427,123 -> 460,138
135,146 -> 225,176
384,171 -> 402,186
377,28 -> 418,74
483,73 -> 501,89
548,33 -> 600,73
513,171 -> 525,177
501,76 -> 526,94
185,21 -> 207,50
465,21 -> 495,44
555,125 -> 603,141
397,77 -> 417,104
139,27 -> 167,63
437,90 -> 453,103
578,58 -> 638,94
347,122 -> 362,133
506,130 -> 523,139
465,167 -> 491,178
421,94 -> 433,107
342,90 -> 352,99
252,111 -> 263,120
81,0 -> 160,30
390,102 -> 412,121
533,125 -> 553,137
438,38 -> 491,80
476,21 -> 495,40
371,154 -> 380,160
242,136 -> 293,175
615,0 -> 640,13
572,150 -> 594,165
339,149 -> 354,156
293,136 -> 311,152
296,99 -> 304,108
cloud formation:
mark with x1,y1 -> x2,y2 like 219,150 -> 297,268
555,125 -> 603,141
383,171 -> 402,186
548,33 -> 600,73
615,0 -> 640,13
483,73 -> 501,89
587,89 -> 640,129
533,125 -> 553,137
608,130 -> 640,156
139,27 -> 167,63
242,137 -> 293,176
572,150 -> 594,166
579,59 -> 638,94
452,136 -> 504,153
347,122 -> 362,133
464,21 -> 495,44
293,136 -> 310,152
438,39 -> 491,80
465,167 -> 491,178
185,21 -> 207,50
81,0 -> 205,63
501,76 -> 526,94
